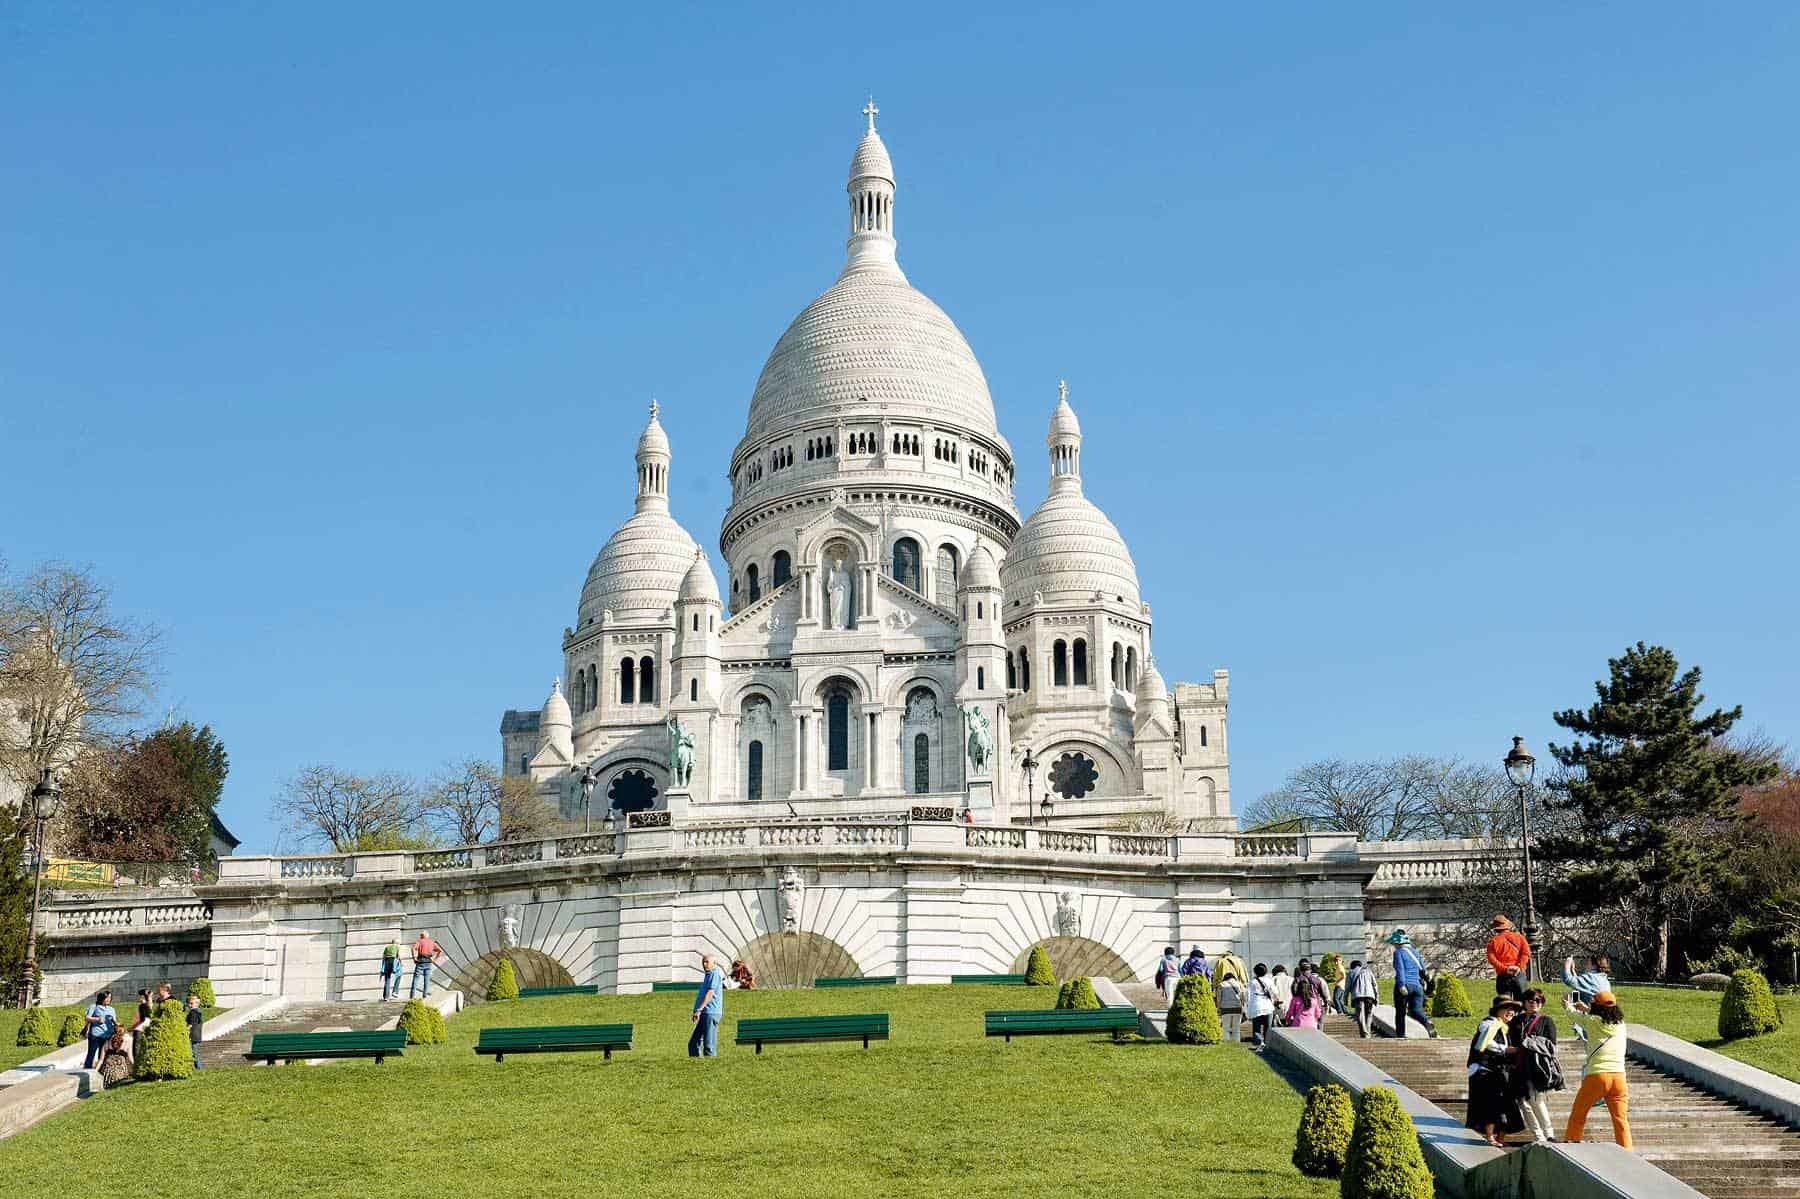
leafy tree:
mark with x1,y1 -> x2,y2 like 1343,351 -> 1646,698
1023,944 -> 1055,986
58,736 -> 201,862
422,758 -> 506,846
0,811 -> 33,1002
1536,643 -> 1777,978
1166,974 -> 1222,1045
1293,1083 -> 1354,1178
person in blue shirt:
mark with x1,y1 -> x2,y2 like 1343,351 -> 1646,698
689,953 -> 725,1057
1562,955 -> 1611,1006
1388,929 -> 1437,1039
82,989 -> 118,1069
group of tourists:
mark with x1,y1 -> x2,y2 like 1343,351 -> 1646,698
1158,947 -> 1333,1050
79,981 -> 205,1082
379,933 -> 445,1000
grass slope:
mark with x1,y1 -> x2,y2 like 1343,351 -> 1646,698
4,985 -> 1334,1198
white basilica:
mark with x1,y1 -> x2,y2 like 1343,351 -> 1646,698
501,108 -> 1232,829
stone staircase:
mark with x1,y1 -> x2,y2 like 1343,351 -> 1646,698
202,999 -> 412,1068
1325,1016 -> 1800,1198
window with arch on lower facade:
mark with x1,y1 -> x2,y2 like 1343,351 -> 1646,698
771,550 -> 792,587
638,656 -> 655,704
1073,639 -> 1089,686
826,687 -> 851,772
1006,654 -> 1016,690
619,657 -> 636,704
1053,640 -> 1069,687
607,769 -> 660,814
574,670 -> 587,714
891,537 -> 921,592
747,739 -> 764,801
1048,752 -> 1100,800
913,733 -> 930,793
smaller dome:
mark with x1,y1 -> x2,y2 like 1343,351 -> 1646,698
637,403 -> 670,459
960,543 -> 1000,591
541,679 -> 571,728
1001,489 -> 1141,611
1137,656 -> 1168,703
1049,395 -> 1082,441
849,129 -> 893,183
679,551 -> 720,604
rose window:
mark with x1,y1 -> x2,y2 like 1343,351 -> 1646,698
1048,752 -> 1099,800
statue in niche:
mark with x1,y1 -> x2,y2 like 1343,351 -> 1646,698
667,715 -> 696,788
906,690 -> 938,723
1055,890 -> 1081,938
777,865 -> 804,933
499,905 -> 521,949
962,704 -> 993,779
825,556 -> 853,629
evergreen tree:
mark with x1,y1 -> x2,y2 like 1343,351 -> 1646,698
133,1001 -> 194,1080
1537,643 -> 1776,978
1024,944 -> 1055,986
0,812 -> 33,1002
1166,974 -> 1223,1045
144,721 -> 229,863
486,957 -> 520,1002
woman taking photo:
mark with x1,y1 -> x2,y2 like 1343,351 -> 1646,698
1565,990 -> 1632,1149
1465,996 -> 1525,1148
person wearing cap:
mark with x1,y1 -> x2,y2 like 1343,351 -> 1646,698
1564,989 -> 1632,1149
1486,914 -> 1531,998
1466,996 -> 1526,1148
1388,928 -> 1436,1038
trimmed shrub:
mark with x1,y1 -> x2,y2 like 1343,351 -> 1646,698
1719,969 -> 1782,1040
1066,977 -> 1102,1011
1054,981 -> 1074,1010
1691,972 -> 1732,992
16,1005 -> 56,1047
1341,1085 -> 1432,1199
1293,1083 -> 1355,1178
398,999 -> 445,1045
1430,973 -> 1473,1018
1024,944 -> 1055,986
187,977 -> 217,1008
133,1002 -> 194,1081
1166,973 -> 1223,1045
1319,952 -> 1346,987
57,1012 -> 86,1047
486,958 -> 520,1002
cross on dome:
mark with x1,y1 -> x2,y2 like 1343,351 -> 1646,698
1058,379 -> 1068,402
649,399 -> 659,418
863,97 -> 879,132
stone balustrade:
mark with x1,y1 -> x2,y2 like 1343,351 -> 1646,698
45,896 -> 212,933
1357,838 -> 1504,890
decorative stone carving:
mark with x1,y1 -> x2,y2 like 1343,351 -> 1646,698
776,865 -> 804,933
825,556 -> 853,628
885,608 -> 915,631
667,716 -> 696,789
499,904 -> 521,949
1055,890 -> 1080,938
906,690 -> 938,723
961,704 -> 993,779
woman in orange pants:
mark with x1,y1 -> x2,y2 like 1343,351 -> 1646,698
1564,989 -> 1632,1149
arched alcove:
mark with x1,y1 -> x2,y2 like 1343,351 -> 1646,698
1011,936 -> 1138,982
450,947 -> 575,1002
735,931 -> 862,989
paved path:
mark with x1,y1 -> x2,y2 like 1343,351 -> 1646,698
203,997 -> 423,1068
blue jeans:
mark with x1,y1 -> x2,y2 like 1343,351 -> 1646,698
410,961 -> 432,997
1394,983 -> 1432,1036
688,1010 -> 718,1057
191,1041 -> 203,1070
84,1034 -> 108,1070
381,964 -> 400,1000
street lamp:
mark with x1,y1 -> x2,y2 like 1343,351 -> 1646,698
1503,735 -> 1540,981
1020,747 -> 1039,828
18,769 -> 61,1010
578,765 -> 597,835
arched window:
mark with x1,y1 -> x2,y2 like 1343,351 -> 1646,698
977,666 -> 985,691
1019,649 -> 1031,691
1073,639 -> 1089,686
913,733 -> 930,793
1111,643 -> 1122,687
1006,653 -> 1016,690
1199,724 -> 1208,748
892,538 -> 921,592
574,671 -> 587,713
747,564 -> 761,603
619,657 -> 636,705
587,665 -> 598,711
1053,640 -> 1068,687
934,545 -> 959,606
747,740 -> 764,802
639,656 -> 655,704
520,753 -> 529,774
826,687 -> 851,772
771,550 -> 792,587
1125,647 -> 1136,691
690,678 -> 698,702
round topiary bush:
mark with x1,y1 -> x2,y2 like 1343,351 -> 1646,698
1719,969 -> 1782,1040
57,1012 -> 86,1047
1341,1085 -> 1432,1199
1691,972 -> 1732,992
1430,973 -> 1473,1018
1024,944 -> 1056,986
1293,1083 -> 1355,1178
486,958 -> 520,1002
16,1005 -> 56,1047
1166,973 -> 1223,1045
398,999 -> 445,1045
1054,981 -> 1074,1010
187,977 -> 217,1009
133,1002 -> 194,1081
1066,977 -> 1102,1011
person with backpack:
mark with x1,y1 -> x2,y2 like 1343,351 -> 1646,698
1388,928 -> 1437,1038
1245,963 -> 1278,1049
380,937 -> 403,1001
82,988 -> 118,1070
1348,959 -> 1379,1037
1216,968 -> 1246,1043
1465,997 -> 1526,1148
1155,946 -> 1181,1006
1508,987 -> 1562,1144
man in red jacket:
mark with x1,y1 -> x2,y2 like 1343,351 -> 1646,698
1486,913 -> 1531,997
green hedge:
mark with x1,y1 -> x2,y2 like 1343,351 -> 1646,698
187,977 -> 217,1008
1054,981 -> 1074,1010
1066,977 -> 1101,1011
1341,1086 -> 1432,1199
398,999 -> 445,1045
133,1002 -> 194,1081
1024,945 -> 1055,986
1719,969 -> 1781,1040
16,1006 -> 57,1047
1293,1083 -> 1354,1177
1166,974 -> 1222,1045
57,1013 -> 86,1047
1429,973 -> 1473,1018
486,958 -> 520,1002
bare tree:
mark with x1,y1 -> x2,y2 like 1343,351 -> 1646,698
1245,756 -> 1514,841
420,758 -> 505,846
499,773 -> 558,842
276,765 -> 422,852
0,563 -> 160,791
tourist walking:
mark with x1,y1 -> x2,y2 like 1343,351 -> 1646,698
83,989 -> 118,1070
1466,997 -> 1526,1148
1269,964 -> 1293,1021
1284,976 -> 1325,1029
186,992 -> 205,1070
1388,929 -> 1436,1038
1216,968 -> 1246,1043
1509,988 -> 1562,1144
1298,960 -> 1328,1013
1181,947 -> 1211,981
689,953 -> 725,1057
1246,963 -> 1278,1049
409,931 -> 443,998
1348,959 -> 1379,1037
380,937 -> 403,1001
1562,955 -> 1612,1007
1486,914 -> 1531,998
1564,990 -> 1633,1149
1155,946 -> 1181,1006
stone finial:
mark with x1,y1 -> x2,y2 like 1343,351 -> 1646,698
863,96 -> 879,132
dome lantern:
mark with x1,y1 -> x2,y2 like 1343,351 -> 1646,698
846,98 -> 898,272
1048,379 -> 1083,492
635,401 -> 672,513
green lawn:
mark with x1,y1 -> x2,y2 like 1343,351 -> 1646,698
0,1006 -> 83,1070
4,985 -> 1337,1198
1425,976 -> 1800,1081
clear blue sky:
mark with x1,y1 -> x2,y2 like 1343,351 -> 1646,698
4,5 -> 1796,852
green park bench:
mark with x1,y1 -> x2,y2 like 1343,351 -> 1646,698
983,1007 -> 1139,1043
517,985 -> 600,998
950,973 -> 1028,985
813,975 -> 896,988
473,1023 -> 633,1062
650,981 -> 701,992
735,1013 -> 890,1053
245,1029 -> 408,1065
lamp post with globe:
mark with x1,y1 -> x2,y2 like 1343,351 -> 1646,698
1020,747 -> 1039,829
17,770 -> 62,1009
1503,736 -> 1541,980
578,765 -> 597,835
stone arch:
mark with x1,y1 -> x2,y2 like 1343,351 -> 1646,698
450,947 -> 575,1002
1011,936 -> 1138,983
734,931 -> 863,989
